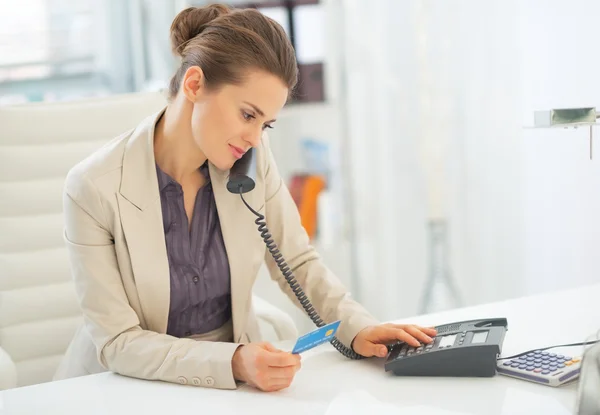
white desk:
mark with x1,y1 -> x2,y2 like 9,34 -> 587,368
2,284 -> 599,415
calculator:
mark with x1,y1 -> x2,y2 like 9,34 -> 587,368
496,350 -> 581,387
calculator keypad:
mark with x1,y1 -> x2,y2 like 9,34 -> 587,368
501,351 -> 576,372
497,350 -> 581,386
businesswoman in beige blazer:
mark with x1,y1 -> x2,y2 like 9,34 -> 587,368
55,4 -> 437,392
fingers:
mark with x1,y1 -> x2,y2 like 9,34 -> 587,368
404,325 -> 435,344
422,327 -> 438,337
239,343 -> 302,392
261,342 -> 281,353
258,342 -> 301,366
264,378 -> 294,392
253,346 -> 301,392
254,366 -> 297,390
371,344 -> 389,358
262,351 -> 300,368
384,327 -> 429,347
265,363 -> 300,392
387,324 -> 437,344
381,327 -> 421,347
268,361 -> 301,380
254,372 -> 295,392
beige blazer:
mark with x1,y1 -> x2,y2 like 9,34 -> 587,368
54,109 -> 378,389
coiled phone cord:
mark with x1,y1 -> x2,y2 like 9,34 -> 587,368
239,191 -> 365,360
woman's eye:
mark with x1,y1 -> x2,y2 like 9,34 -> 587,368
262,124 -> 273,130
242,111 -> 254,121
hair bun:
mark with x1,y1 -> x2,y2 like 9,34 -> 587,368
170,4 -> 230,57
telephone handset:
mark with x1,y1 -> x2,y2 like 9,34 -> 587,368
228,148 -> 362,360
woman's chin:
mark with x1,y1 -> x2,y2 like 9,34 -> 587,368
211,156 -> 235,172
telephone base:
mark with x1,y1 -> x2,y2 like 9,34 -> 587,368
384,318 -> 508,378
386,347 -> 499,377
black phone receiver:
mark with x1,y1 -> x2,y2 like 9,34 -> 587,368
227,148 -> 257,194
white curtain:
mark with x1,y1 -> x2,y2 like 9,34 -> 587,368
519,0 -> 600,294
339,0 -> 525,320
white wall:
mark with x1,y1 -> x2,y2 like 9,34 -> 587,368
338,0 -> 600,323
340,0 -> 526,321
519,0 -> 600,293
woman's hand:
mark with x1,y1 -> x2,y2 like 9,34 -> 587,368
232,342 -> 301,392
352,324 -> 438,358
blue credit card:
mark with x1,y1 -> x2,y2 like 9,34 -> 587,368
292,320 -> 341,354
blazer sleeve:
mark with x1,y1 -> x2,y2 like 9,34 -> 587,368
63,170 -> 242,390
259,134 -> 379,350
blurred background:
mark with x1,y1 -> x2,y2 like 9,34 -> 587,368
1,0 -> 599,337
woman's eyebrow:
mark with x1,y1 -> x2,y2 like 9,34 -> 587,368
243,101 -> 276,123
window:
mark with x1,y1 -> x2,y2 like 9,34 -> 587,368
0,0 -> 96,83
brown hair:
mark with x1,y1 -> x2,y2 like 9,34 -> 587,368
168,4 -> 298,100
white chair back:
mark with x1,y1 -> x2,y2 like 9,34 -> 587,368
0,92 -> 168,388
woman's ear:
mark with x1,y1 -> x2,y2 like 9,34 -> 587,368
181,66 -> 205,102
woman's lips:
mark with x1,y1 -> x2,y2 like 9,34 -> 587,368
229,144 -> 245,159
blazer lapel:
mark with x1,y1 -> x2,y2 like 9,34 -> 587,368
115,107 -> 264,340
117,109 -> 171,334
209,164 -> 264,342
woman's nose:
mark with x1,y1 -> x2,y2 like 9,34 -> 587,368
243,128 -> 262,148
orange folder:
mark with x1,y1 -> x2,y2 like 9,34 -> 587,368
289,174 -> 326,240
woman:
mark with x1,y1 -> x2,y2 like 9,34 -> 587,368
54,4 -> 436,392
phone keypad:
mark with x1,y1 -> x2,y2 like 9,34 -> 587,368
395,338 -> 438,359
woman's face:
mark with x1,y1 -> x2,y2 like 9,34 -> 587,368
184,68 -> 289,171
